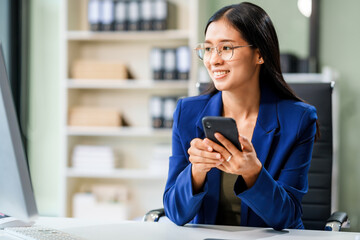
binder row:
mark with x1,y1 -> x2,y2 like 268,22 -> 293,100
150,46 -> 191,81
88,0 -> 169,31
150,96 -> 178,128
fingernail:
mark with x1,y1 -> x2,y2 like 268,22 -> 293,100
216,153 -> 221,159
208,147 -> 213,152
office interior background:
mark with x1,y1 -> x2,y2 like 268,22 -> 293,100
1,0 -> 360,232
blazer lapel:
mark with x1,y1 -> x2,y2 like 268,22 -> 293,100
242,85 -> 279,226
251,85 -> 279,167
195,91 -> 223,139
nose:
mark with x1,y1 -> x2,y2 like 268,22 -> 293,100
208,48 -> 224,65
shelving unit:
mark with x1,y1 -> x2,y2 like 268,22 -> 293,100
62,0 -> 199,220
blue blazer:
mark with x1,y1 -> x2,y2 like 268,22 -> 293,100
163,85 -> 317,230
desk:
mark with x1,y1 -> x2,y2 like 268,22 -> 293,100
1,217 -> 360,240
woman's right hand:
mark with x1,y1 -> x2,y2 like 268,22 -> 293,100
188,138 -> 224,193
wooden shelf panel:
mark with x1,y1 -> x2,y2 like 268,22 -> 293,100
66,168 -> 168,180
67,30 -> 191,41
67,79 -> 189,90
67,126 -> 172,137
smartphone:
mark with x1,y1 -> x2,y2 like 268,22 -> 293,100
202,116 -> 242,151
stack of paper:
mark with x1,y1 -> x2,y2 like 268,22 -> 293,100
71,145 -> 116,172
73,184 -> 129,220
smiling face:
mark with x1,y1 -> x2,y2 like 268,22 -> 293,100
204,18 -> 263,92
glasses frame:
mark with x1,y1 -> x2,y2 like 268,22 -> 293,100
194,42 -> 253,61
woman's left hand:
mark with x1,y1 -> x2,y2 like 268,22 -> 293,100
204,133 -> 262,188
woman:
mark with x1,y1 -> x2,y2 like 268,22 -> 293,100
163,2 -> 318,230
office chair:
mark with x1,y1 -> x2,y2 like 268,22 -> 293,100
289,81 -> 347,231
144,82 -> 348,231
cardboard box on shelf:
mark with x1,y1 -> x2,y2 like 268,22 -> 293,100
71,60 -> 128,79
69,107 -> 121,127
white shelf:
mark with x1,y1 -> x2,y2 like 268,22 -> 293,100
66,168 -> 168,180
67,126 -> 172,137
284,73 -> 325,83
67,30 -> 190,41
67,79 -> 189,90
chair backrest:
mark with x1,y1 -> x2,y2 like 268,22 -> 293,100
289,82 -> 334,230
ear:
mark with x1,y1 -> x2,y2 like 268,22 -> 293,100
255,49 -> 264,65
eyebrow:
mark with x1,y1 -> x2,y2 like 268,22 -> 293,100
204,39 -> 236,44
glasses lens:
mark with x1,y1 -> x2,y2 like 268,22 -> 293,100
195,43 -> 205,60
218,42 -> 233,61
196,43 -> 213,61
195,42 -> 235,61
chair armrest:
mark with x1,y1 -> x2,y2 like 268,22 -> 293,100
143,208 -> 165,222
325,211 -> 349,231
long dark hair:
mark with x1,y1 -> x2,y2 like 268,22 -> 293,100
202,2 -> 320,140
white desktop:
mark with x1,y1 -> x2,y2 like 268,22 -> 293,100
1,42 -> 360,239
1,217 -> 360,240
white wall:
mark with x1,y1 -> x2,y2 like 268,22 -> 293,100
28,0 -> 63,216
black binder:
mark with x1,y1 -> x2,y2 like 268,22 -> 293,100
163,49 -> 177,80
153,0 -> 168,30
101,0 -> 115,31
140,0 -> 153,30
176,46 -> 190,80
114,0 -> 128,31
163,97 -> 176,128
128,1 -> 140,31
150,48 -> 164,80
88,0 -> 101,31
150,96 -> 163,128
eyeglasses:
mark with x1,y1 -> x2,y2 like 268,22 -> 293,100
195,42 -> 253,61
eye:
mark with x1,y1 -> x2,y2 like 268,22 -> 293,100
222,45 -> 232,51
204,47 -> 212,52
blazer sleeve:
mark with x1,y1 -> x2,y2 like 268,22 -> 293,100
235,105 -> 318,230
163,99 -> 208,226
